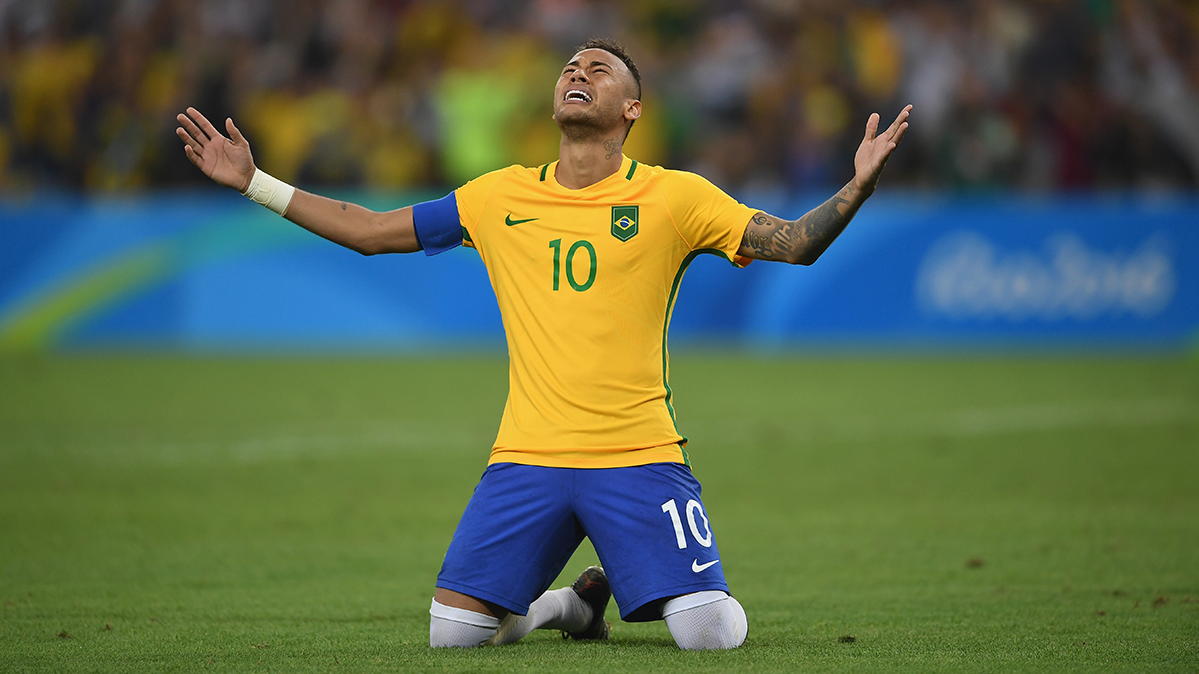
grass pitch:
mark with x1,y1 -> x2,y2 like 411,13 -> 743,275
1,353 -> 1196,672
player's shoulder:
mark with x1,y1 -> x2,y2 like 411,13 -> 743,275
465,163 -> 544,184
498,163 -> 548,180
458,163 -> 545,198
635,162 -> 720,195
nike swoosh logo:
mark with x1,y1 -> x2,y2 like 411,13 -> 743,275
692,559 -> 720,573
505,214 -> 539,226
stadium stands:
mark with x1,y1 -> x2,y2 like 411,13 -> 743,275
0,0 -> 1196,193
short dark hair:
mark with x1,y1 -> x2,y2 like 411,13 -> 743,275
575,38 -> 641,101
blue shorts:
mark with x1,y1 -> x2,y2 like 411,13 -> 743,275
435,462 -> 729,622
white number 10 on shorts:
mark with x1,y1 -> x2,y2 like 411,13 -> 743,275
661,498 -> 713,549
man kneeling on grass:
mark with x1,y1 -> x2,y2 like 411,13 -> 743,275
176,37 -> 910,649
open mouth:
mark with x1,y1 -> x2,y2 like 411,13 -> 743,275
563,89 -> 593,103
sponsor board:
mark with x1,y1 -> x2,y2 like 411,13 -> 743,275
1,192 -> 1195,351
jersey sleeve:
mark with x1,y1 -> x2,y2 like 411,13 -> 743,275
412,192 -> 462,255
657,171 -> 757,266
411,169 -> 511,254
454,169 -> 510,251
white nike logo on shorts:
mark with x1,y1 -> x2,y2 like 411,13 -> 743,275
692,559 -> 719,573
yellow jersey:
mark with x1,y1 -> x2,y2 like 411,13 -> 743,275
452,155 -> 756,468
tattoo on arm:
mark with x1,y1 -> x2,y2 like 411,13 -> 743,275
603,138 -> 621,160
745,183 -> 863,264
742,214 -> 776,258
340,202 -> 348,211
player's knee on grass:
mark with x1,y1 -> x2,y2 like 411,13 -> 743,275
429,598 -> 499,648
662,591 -> 748,650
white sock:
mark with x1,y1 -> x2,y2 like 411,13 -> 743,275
662,591 -> 748,650
429,598 -> 500,648
488,587 -> 593,645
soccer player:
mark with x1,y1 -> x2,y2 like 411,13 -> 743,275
176,38 -> 910,650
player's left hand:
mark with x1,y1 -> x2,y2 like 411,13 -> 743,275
852,104 -> 911,196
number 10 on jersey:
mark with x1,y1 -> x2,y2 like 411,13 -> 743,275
549,239 -> 597,291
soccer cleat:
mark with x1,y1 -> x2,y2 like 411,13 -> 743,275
563,565 -> 611,641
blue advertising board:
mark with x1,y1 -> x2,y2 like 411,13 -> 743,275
1,190 -> 1195,352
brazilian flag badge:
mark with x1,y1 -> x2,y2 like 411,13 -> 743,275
611,205 -> 639,242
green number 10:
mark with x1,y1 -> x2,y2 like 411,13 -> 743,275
549,239 -> 597,292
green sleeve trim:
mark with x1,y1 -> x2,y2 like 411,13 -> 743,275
539,164 -> 549,181
625,160 -> 639,181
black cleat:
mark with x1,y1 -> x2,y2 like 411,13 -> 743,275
563,565 -> 611,641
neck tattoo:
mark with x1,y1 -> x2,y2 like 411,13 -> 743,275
603,138 -> 621,160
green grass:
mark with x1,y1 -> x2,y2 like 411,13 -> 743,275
1,354 -> 1196,672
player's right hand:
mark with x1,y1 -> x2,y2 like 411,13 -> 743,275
176,107 -> 255,193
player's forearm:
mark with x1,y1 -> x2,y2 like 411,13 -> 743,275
746,181 -> 866,266
283,190 -> 420,255
791,180 -> 866,264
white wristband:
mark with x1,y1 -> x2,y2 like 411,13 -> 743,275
241,168 -> 295,216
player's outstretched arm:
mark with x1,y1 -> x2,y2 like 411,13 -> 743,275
176,107 -> 419,255
738,105 -> 911,265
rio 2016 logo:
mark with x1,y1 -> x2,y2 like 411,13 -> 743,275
916,232 -> 1175,321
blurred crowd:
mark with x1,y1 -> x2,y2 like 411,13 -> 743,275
1,0 -> 1197,194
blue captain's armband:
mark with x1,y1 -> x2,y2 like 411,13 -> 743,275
412,191 -> 463,256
